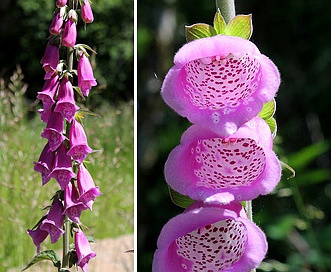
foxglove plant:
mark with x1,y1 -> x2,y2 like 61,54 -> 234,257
153,1 -> 282,271
25,0 -> 99,271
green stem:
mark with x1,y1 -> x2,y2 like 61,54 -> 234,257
61,1 -> 75,269
215,0 -> 236,24
61,216 -> 70,268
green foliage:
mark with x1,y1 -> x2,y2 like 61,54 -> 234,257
0,70 -> 133,271
22,250 -> 61,271
168,186 -> 194,208
185,11 -> 252,42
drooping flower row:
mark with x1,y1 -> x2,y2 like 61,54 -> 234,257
27,1 -> 98,271
153,33 -> 281,272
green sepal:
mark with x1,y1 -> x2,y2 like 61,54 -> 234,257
75,109 -> 101,123
185,23 -> 217,42
224,14 -> 253,40
168,186 -> 194,208
74,43 -> 97,56
73,86 -> 85,100
259,99 -> 277,136
22,250 -> 61,271
259,99 -> 276,120
213,9 -> 226,35
266,117 -> 277,137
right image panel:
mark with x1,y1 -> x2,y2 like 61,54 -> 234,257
138,1 -> 331,271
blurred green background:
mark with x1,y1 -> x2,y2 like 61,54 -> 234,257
0,0 -> 133,271
138,0 -> 331,271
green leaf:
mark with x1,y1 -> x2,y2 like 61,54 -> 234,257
286,140 -> 330,170
185,23 -> 217,42
266,117 -> 277,136
168,186 -> 194,208
75,109 -> 101,123
259,99 -> 276,120
22,250 -> 61,271
224,14 -> 253,39
213,9 -> 226,35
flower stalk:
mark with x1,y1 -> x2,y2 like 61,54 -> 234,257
216,0 -> 235,23
25,0 -> 99,271
153,0 -> 282,271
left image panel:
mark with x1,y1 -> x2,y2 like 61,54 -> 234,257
0,0 -> 134,271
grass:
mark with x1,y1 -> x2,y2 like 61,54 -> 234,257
0,86 -> 133,271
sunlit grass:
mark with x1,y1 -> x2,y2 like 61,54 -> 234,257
0,100 -> 133,271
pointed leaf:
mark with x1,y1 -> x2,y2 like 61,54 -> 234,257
286,140 -> 330,170
185,23 -> 217,42
213,9 -> 226,35
266,117 -> 277,137
225,14 -> 253,39
22,250 -> 61,271
259,99 -> 276,120
168,186 -> 194,208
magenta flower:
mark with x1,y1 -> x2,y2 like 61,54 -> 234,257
49,143 -> 76,189
54,76 -> 79,122
62,10 -> 77,47
153,201 -> 267,272
162,35 -> 280,136
40,43 -> 59,79
56,0 -> 67,8
81,0 -> 94,23
27,225 -> 48,253
37,73 -> 59,110
75,229 -> 96,272
41,110 -> 65,151
164,117 -> 281,203
77,164 -> 101,210
49,10 -> 63,36
67,119 -> 93,163
34,142 -> 55,185
77,53 -> 97,96
38,107 -> 52,123
63,181 -> 87,223
40,199 -> 65,244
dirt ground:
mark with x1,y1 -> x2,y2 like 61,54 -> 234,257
13,234 -> 134,272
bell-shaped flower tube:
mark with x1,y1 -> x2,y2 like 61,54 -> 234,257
77,164 -> 101,210
54,76 -> 79,123
40,43 -> 59,80
162,35 -> 280,137
40,198 -> 65,244
165,117 -> 281,204
67,119 -> 93,163
62,10 -> 77,48
41,110 -> 66,151
27,225 -> 48,253
34,142 -> 55,185
153,201 -> 267,272
37,73 -> 59,111
63,181 -> 87,224
75,229 -> 96,272
49,143 -> 76,189
56,0 -> 67,8
81,0 -> 94,23
77,53 -> 97,97
49,10 -> 64,36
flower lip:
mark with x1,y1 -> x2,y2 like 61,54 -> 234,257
153,202 -> 267,272
164,117 -> 281,203
161,35 -> 280,137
